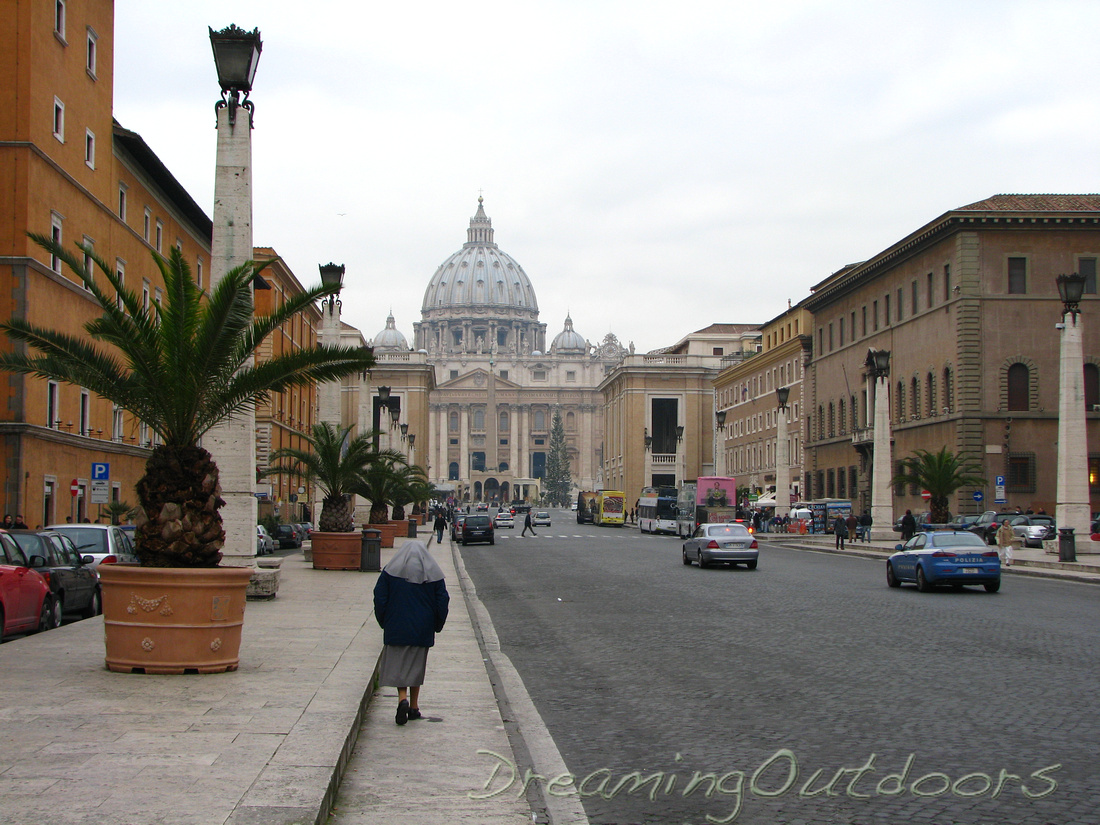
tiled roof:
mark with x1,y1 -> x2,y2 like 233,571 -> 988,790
956,194 -> 1100,212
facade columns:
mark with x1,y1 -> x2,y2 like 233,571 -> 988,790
509,404 -> 519,477
1056,310 -> 1092,539
519,405 -> 530,478
459,405 -> 470,482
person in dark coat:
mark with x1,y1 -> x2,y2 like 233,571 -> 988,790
373,541 -> 450,725
900,509 -> 917,541
522,510 -> 536,537
845,513 -> 858,541
833,515 -> 848,550
859,511 -> 872,542
432,512 -> 447,544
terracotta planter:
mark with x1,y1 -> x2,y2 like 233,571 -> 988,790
311,531 -> 362,570
368,521 -> 403,548
98,565 -> 253,675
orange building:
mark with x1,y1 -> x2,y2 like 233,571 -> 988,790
0,1 -> 213,525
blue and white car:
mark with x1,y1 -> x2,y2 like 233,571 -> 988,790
887,531 -> 1001,593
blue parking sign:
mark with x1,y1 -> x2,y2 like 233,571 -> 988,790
92,462 -> 110,480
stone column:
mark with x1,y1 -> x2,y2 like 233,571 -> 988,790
437,405 -> 448,484
870,373 -> 893,541
203,103 -> 256,568
317,290 -> 342,429
1056,311 -> 1092,538
509,404 -> 519,478
775,405 -> 789,513
519,405 -> 530,478
459,405 -> 470,482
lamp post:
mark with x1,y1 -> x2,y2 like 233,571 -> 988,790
203,24 -> 261,568
317,263 -> 344,428
867,349 -> 893,541
715,409 -> 727,477
775,387 -> 790,514
1055,272 -> 1089,560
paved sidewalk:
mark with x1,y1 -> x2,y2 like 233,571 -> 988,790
0,534 -> 531,825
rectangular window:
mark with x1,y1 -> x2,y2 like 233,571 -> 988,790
112,405 -> 124,442
927,272 -> 934,308
449,370 -> 458,380
712,347 -> 724,356
143,209 -> 151,242
80,235 -> 93,289
828,322 -> 834,351
850,311 -> 856,341
1079,257 -> 1097,294
50,213 -> 62,273
196,257 -> 204,288
118,184 -> 128,221
53,98 -> 65,142
155,220 -> 163,252
826,468 -> 835,498
912,280 -> 919,314
79,390 -> 90,436
142,279 -> 150,312
566,370 -> 576,381
84,129 -> 95,168
86,27 -> 98,76
897,288 -> 904,321
873,300 -> 879,331
1008,257 -> 1027,294
1090,455 -> 1100,492
115,259 -> 125,310
838,317 -> 844,347
884,294 -> 890,326
944,264 -> 951,300
47,381 -> 59,428
1006,452 -> 1036,493
533,370 -> 547,381
499,370 -> 508,380
861,306 -> 867,336
54,0 -> 66,39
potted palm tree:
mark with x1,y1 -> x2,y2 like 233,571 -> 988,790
0,236 -> 374,672
891,446 -> 987,526
356,454 -> 413,547
265,422 -> 401,569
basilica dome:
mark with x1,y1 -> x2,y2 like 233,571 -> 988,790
421,198 -> 539,314
550,314 -> 587,353
372,312 -> 409,351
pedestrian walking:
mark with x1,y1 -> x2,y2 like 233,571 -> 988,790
859,511 -> 872,542
996,519 -> 1015,566
900,509 -> 917,541
432,512 -> 447,544
373,541 -> 450,726
522,510 -> 536,537
833,514 -> 848,550
846,513 -> 858,542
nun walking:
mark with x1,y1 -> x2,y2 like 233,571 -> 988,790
373,541 -> 450,725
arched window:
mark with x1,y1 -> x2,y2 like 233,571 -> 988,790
499,410 -> 509,432
1007,363 -> 1030,411
473,408 -> 485,430
850,395 -> 858,431
566,411 -> 576,431
828,402 -> 835,437
943,366 -> 954,413
534,410 -> 546,430
817,405 -> 824,440
1085,363 -> 1100,411
911,377 -> 921,420
926,373 -> 936,417
449,411 -> 458,432
896,382 -> 906,424
448,462 -> 459,480
838,398 -> 846,435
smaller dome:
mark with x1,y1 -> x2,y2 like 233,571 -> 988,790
373,312 -> 410,351
551,315 -> 586,353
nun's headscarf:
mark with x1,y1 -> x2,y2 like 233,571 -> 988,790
383,540 -> 445,584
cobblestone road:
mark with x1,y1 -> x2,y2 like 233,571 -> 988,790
461,522 -> 1100,825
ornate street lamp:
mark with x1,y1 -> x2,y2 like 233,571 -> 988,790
775,386 -> 791,513
1054,271 -> 1090,560
675,425 -> 685,443
400,422 -> 409,440
319,263 -> 344,315
866,349 -> 892,540
644,427 -> 653,452
714,409 -> 727,476
209,25 -> 262,126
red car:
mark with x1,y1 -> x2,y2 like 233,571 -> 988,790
0,530 -> 55,640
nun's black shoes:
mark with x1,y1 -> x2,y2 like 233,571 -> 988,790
396,699 -> 410,725
407,707 -> 422,720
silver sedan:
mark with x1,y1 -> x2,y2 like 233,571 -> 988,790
682,523 -> 759,569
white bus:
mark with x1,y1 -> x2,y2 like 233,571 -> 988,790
638,486 -> 678,534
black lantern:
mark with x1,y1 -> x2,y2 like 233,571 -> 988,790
866,348 -> 891,378
776,386 -> 790,409
675,425 -> 685,443
377,386 -> 391,402
209,25 -> 262,125
1056,272 -> 1087,318
400,423 -> 409,440
407,433 -> 415,448
644,427 -> 653,452
319,263 -> 344,314
715,409 -> 727,427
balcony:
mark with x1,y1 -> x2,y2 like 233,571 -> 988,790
650,453 -> 677,466
851,427 -> 874,446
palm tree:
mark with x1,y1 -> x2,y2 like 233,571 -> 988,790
0,236 -> 375,567
356,453 -> 415,524
389,464 -> 433,521
101,500 -> 139,526
265,422 -> 401,533
891,446 -> 987,524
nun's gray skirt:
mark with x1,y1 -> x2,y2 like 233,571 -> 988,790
378,645 -> 428,687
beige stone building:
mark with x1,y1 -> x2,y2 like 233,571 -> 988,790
803,194 -> 1100,518
599,325 -> 760,503
713,306 -> 812,506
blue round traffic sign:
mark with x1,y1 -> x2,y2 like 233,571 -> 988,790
973,491 -> 984,501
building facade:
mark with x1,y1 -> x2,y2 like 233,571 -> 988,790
804,194 -> 1100,518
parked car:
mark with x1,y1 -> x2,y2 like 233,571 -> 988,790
532,511 -> 552,527
273,524 -> 302,549
493,511 -> 515,529
1012,514 -> 1056,548
946,514 -> 979,530
9,530 -> 100,621
47,524 -> 139,570
682,523 -> 759,569
256,525 -> 276,556
887,531 -> 1001,592
570,501 -> 578,511
967,510 -> 1009,544
0,531 -> 55,639
297,523 -> 312,539
461,514 -> 495,546
892,512 -> 933,532
451,514 -> 467,542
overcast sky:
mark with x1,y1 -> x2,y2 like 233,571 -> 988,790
113,1 -> 1100,354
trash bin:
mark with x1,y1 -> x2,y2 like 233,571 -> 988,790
361,527 -> 381,572
1058,527 -> 1077,563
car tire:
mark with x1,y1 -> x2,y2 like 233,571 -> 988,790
682,548 -> 691,565
490,538 -> 495,545
984,580 -> 1001,593
886,562 -> 900,588
916,566 -> 933,592
698,553 -> 709,569
746,560 -> 758,570
36,596 -> 57,632
82,588 -> 102,619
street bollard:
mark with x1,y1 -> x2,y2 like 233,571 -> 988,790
361,527 -> 381,572
1058,527 -> 1077,563
407,518 -> 417,539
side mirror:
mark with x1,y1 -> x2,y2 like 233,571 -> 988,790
81,555 -> 94,565
29,555 -> 47,568
894,544 -> 904,552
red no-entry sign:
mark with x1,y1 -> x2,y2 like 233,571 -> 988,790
70,479 -> 79,497
921,489 -> 932,501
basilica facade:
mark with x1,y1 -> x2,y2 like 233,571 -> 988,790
370,198 -> 628,504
